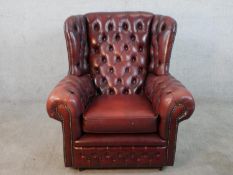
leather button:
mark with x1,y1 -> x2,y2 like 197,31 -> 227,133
101,55 -> 107,63
122,88 -> 129,94
108,23 -> 114,31
109,67 -> 114,73
136,22 -> 143,30
94,67 -> 100,74
93,45 -> 100,53
102,34 -> 107,41
131,77 -> 137,85
73,24 -> 77,31
102,77 -> 107,84
161,23 -> 166,32
138,45 -> 143,52
94,22 -> 100,31
109,45 -> 114,52
125,67 -> 130,73
117,78 -> 122,84
138,66 -> 143,74
116,55 -> 121,63
130,34 -> 136,41
124,44 -> 128,51
131,55 -> 136,62
122,22 -> 128,31
109,88 -> 115,95
115,33 -> 121,41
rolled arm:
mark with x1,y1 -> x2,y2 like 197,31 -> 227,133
46,74 -> 95,166
46,74 -> 96,139
145,74 -> 195,140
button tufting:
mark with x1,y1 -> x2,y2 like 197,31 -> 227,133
101,55 -> 107,63
93,45 -> 100,53
138,45 -> 143,52
125,67 -> 130,73
109,88 -> 115,95
138,66 -> 143,74
161,23 -> 166,32
124,44 -> 128,51
115,33 -> 121,41
131,55 -> 136,62
131,77 -> 137,85
136,22 -> 143,30
109,67 -> 114,73
130,34 -> 136,41
109,45 -> 114,52
102,34 -> 107,41
102,77 -> 107,84
122,88 -> 129,95
117,78 -> 122,84
94,22 -> 100,31
85,13 -> 154,95
108,23 -> 114,31
115,55 -> 121,63
73,24 -> 77,31
94,66 -> 100,74
122,22 -> 128,31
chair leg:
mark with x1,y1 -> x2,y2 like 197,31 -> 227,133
158,167 -> 163,171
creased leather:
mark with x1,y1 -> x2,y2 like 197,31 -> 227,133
149,16 -> 177,75
46,11 -> 195,169
145,73 -> 195,139
46,75 -> 96,166
64,15 -> 89,76
85,12 -> 153,95
73,146 -> 167,168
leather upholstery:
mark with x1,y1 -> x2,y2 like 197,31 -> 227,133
46,11 -> 195,169
83,95 -> 157,133
149,16 -> 177,75
75,133 -> 166,147
64,16 -> 89,76
73,146 -> 167,168
86,12 -> 153,95
145,74 -> 195,139
46,75 -> 96,166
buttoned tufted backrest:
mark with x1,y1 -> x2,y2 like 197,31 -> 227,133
64,12 -> 177,95
85,12 -> 154,95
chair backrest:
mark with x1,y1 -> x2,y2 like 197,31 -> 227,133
64,12 -> 177,95
85,12 -> 153,95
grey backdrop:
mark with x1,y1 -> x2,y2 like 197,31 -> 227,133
1,0 -> 233,103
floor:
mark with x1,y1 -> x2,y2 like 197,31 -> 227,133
0,99 -> 233,175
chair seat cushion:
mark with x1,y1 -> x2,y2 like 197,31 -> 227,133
83,95 -> 157,133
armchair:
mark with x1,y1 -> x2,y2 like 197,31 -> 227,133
47,12 -> 195,169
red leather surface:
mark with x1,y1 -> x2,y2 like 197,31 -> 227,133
75,133 -> 166,147
46,11 -> 195,169
149,16 -> 177,75
145,74 -> 195,139
83,95 -> 157,133
73,146 -> 167,168
46,75 -> 96,166
86,12 -> 153,95
64,16 -> 89,76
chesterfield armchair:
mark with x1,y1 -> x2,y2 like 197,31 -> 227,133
47,12 -> 195,169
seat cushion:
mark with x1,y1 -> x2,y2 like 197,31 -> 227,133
83,95 -> 157,133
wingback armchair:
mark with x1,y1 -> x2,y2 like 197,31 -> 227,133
46,12 -> 195,169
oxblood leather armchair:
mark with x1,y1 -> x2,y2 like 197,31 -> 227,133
46,12 -> 195,169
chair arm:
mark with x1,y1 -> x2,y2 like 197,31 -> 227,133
46,74 -> 96,139
145,74 -> 195,139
